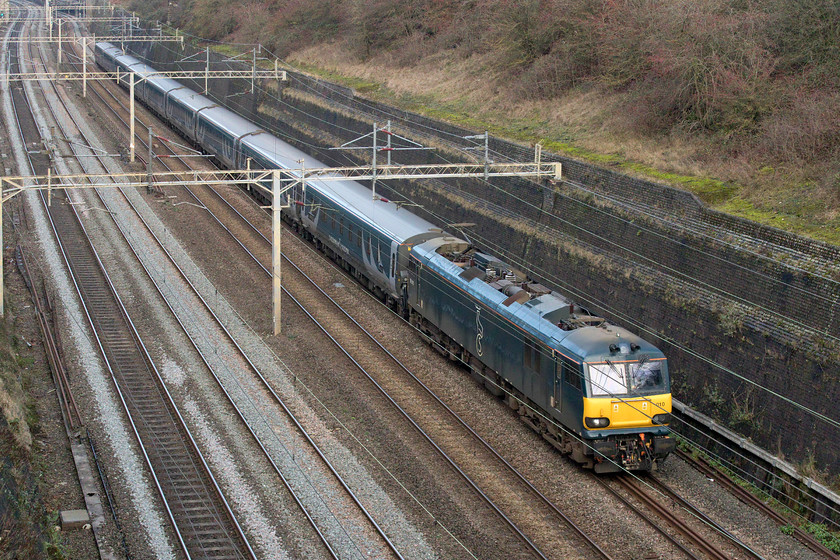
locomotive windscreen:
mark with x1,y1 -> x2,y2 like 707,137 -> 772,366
587,360 -> 666,397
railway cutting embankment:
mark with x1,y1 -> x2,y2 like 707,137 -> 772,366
122,37 -> 840,482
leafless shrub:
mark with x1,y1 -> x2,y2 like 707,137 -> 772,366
760,91 -> 840,164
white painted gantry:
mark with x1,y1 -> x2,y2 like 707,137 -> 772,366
0,160 -> 561,333
6,4 -> 284,160
4,65 -> 287,161
6,32 -> 185,94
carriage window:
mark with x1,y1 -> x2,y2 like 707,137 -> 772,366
339,217 -> 345,236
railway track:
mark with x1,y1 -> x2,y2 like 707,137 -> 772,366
49,21 -> 836,560
676,450 -> 839,559
597,474 -> 764,560
53,23 -> 410,559
57,28 -> 615,560
10,10 -> 257,559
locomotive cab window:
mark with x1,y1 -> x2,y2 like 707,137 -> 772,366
587,360 -> 666,397
588,362 -> 627,397
629,361 -> 665,394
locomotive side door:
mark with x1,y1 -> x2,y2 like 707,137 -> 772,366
552,353 -> 562,412
389,241 -> 399,294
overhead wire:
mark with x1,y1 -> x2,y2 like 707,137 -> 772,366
132,34 -> 840,438
212,40 -> 840,325
118,9 -> 840,494
118,33 -> 840,433
392,189 -> 840,430
253,40 -> 840,304
113,19 -> 840,539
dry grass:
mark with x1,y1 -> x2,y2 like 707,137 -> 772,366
124,0 -> 840,245
283,35 -> 840,245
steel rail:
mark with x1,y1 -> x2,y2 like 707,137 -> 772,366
15,246 -> 83,430
15,12 -> 256,559
91,28 -> 835,560
137,85 -> 610,560
677,450 -> 840,560
645,474 -> 765,560
4,15 -> 83,434
172,112 -> 617,560
58,25 -> 399,559
67,22 -> 777,560
1,14 -> 129,560
69,34 -> 552,559
72,14 -> 840,560
609,475 -> 734,560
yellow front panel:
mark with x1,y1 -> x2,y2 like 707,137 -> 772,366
582,394 -> 671,429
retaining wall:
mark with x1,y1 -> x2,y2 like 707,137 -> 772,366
123,38 -> 840,475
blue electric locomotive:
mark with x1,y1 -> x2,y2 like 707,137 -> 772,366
95,42 -> 675,472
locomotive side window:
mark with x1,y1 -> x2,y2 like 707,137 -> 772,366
305,194 -> 317,220
523,341 -> 541,371
564,359 -> 582,391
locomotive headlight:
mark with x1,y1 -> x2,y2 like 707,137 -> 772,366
585,417 -> 610,429
652,413 -> 671,425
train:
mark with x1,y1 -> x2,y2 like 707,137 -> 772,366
95,42 -> 675,473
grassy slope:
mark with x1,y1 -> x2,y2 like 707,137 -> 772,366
284,44 -> 840,245
128,0 -> 840,246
